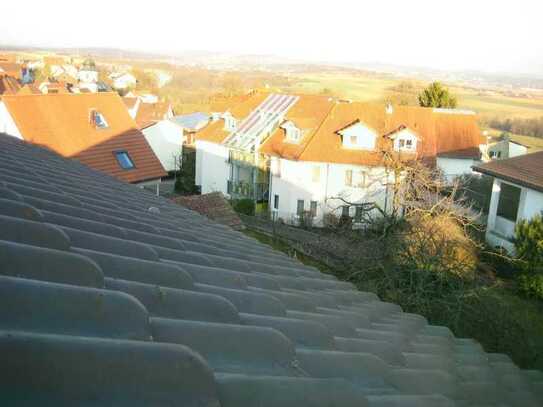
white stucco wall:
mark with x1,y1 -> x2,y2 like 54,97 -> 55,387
142,120 -> 183,172
436,157 -> 478,181
486,178 -> 543,252
270,159 -> 391,226
195,140 -> 229,195
0,102 -> 23,139
509,143 -> 528,158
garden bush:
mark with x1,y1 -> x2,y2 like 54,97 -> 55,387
514,215 -> 543,274
232,199 -> 255,216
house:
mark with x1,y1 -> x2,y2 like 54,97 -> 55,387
171,112 -> 210,145
486,135 -> 529,160
16,83 -> 41,95
0,73 -> 20,95
122,96 -> 140,119
77,57 -> 99,84
135,100 -> 175,128
140,119 -> 184,172
110,72 -> 137,90
0,62 -> 22,80
0,92 -> 166,185
473,151 -> 543,252
0,132 -> 540,406
195,91 -> 483,223
38,81 -> 70,94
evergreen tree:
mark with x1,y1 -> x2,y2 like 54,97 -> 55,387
418,82 -> 458,108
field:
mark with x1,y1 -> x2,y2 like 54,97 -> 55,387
281,71 -> 543,120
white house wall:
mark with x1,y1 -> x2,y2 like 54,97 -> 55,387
486,178 -> 543,252
0,102 -> 22,140
509,143 -> 528,158
195,140 -> 229,195
142,120 -> 183,172
270,159 -> 390,225
436,157 -> 478,181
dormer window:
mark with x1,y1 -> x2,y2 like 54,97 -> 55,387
223,112 -> 237,132
90,109 -> 108,129
282,121 -> 301,143
389,127 -> 419,152
337,121 -> 376,150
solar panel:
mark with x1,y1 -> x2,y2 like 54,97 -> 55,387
225,94 -> 299,150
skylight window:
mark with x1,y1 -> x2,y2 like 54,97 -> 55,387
90,109 -> 109,129
114,151 -> 135,170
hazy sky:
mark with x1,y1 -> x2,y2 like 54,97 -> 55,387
2,0 -> 542,74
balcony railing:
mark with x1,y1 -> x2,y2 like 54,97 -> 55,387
227,181 -> 268,202
228,149 -> 269,170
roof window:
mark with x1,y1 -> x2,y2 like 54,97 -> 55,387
114,151 -> 135,170
90,109 -> 109,129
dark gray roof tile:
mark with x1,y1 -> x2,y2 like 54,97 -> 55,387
0,275 -> 150,340
0,133 -> 536,405
0,330 -> 220,407
0,240 -> 104,288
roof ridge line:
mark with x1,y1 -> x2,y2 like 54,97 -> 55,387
296,101 -> 338,160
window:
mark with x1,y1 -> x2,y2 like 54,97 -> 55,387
345,170 -> 353,187
312,166 -> 321,183
273,194 -> 279,210
115,151 -> 135,170
297,200 -> 305,216
310,201 -> 318,217
341,205 -> 350,217
355,206 -> 363,222
396,137 -> 416,151
357,171 -> 367,188
90,109 -> 109,129
497,183 -> 521,222
350,135 -> 357,145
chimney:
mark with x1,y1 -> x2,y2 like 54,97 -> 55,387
385,103 -> 394,115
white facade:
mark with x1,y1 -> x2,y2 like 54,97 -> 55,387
436,157 -> 480,182
0,102 -> 22,139
195,140 -> 230,195
487,140 -> 528,160
486,178 -> 543,252
270,158 -> 391,226
111,73 -> 137,90
77,70 -> 98,83
142,120 -> 183,172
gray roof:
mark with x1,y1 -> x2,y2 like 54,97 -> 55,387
171,112 -> 210,131
0,132 -> 541,406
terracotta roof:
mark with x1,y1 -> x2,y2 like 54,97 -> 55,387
1,93 -> 166,183
172,192 -> 244,230
473,151 -> 543,193
17,84 -> 41,95
196,91 -> 270,143
122,96 -> 138,110
0,62 -> 21,79
0,74 -> 20,95
261,102 -> 482,166
136,102 -> 173,128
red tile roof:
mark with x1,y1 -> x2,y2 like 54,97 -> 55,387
0,74 -> 21,95
261,102 -> 482,166
198,92 -> 482,167
1,93 -> 166,183
0,62 -> 22,79
135,102 -> 174,128
473,151 -> 543,193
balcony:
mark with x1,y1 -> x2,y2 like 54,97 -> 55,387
227,181 -> 268,202
228,149 -> 269,170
